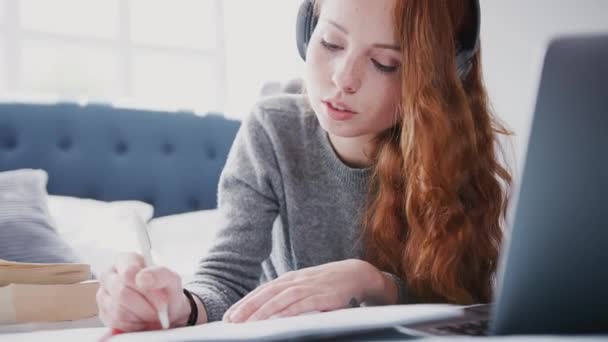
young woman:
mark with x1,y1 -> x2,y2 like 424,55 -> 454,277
97,0 -> 512,331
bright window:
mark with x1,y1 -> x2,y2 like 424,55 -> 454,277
0,34 -> 5,92
0,0 -> 305,118
223,0 -> 305,117
131,52 -> 218,111
19,0 -> 120,39
129,0 -> 217,50
0,0 -> 5,25
21,40 -> 121,99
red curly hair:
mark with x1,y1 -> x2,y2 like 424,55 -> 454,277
360,0 -> 513,304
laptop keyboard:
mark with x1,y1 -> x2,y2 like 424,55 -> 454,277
431,319 -> 490,336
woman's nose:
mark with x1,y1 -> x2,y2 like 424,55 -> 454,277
331,57 -> 361,94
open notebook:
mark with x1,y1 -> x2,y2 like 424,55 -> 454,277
0,304 -> 463,341
108,304 -> 464,342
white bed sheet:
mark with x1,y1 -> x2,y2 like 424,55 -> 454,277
148,209 -> 222,277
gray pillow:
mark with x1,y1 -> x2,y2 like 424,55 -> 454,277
0,169 -> 79,264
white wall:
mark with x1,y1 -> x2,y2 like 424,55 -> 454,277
223,0 -> 304,118
480,0 -> 608,171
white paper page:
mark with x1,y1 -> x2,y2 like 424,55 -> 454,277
112,304 -> 463,342
0,316 -> 103,334
0,327 -> 108,342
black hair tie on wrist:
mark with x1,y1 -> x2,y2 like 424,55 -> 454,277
182,289 -> 198,326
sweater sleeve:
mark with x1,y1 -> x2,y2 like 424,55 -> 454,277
184,105 -> 282,322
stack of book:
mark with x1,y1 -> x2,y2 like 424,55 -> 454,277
0,259 -> 99,324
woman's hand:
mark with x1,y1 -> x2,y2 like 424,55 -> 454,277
96,253 -> 193,332
222,259 -> 395,323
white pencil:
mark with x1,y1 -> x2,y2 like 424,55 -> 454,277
133,211 -> 170,330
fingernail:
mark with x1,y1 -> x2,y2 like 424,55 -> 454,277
137,272 -> 156,289
230,312 -> 242,323
143,272 -> 155,282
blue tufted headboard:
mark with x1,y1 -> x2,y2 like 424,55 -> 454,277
0,102 -> 240,217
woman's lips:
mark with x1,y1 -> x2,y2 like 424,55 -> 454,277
323,101 -> 356,121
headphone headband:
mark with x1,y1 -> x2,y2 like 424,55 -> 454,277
296,0 -> 481,79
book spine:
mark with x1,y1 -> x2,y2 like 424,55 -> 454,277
14,282 -> 99,323
0,285 -> 16,324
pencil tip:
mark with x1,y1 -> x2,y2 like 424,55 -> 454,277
159,310 -> 170,330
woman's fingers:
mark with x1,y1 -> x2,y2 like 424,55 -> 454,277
97,288 -> 148,331
224,270 -> 328,322
99,270 -> 159,323
114,253 -> 146,286
246,286 -> 316,322
225,280 -> 275,315
226,281 -> 294,323
135,266 -> 184,328
136,266 -> 182,297
273,294 -> 337,319
225,260 -> 373,324
97,254 -> 186,331
224,278 -> 295,322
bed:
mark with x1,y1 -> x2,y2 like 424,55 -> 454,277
0,101 -> 240,216
0,100 -> 240,334
1,101 -> 605,341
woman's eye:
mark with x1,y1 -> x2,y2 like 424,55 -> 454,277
372,60 -> 399,74
320,38 -> 399,75
320,39 -> 342,51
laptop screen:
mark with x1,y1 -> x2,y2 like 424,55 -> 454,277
491,34 -> 608,335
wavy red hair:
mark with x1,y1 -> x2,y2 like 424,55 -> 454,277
361,0 -> 513,304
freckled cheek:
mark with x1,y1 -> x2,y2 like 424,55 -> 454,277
308,55 -> 330,83
305,51 -> 332,104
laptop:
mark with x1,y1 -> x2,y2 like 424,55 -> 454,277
398,33 -> 608,336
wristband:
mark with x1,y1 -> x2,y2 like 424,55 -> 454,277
182,288 -> 198,326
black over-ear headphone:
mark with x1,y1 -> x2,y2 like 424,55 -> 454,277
296,0 -> 481,79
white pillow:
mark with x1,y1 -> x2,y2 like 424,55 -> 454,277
148,209 -> 222,277
47,195 -> 154,277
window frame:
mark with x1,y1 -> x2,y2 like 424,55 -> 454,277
0,0 -> 226,112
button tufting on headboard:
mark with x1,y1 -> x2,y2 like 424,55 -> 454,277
162,142 -> 174,155
0,102 -> 241,217
0,126 -> 17,150
205,146 -> 217,160
187,198 -> 200,210
2,137 -> 17,150
58,137 -> 72,151
115,141 -> 128,155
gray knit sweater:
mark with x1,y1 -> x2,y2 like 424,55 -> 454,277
184,94 -> 408,322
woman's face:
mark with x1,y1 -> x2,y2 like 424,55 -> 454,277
304,0 -> 402,139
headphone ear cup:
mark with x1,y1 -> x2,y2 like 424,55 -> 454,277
455,42 -> 476,79
296,0 -> 318,61
456,0 -> 481,79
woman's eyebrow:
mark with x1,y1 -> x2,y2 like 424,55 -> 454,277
322,18 -> 401,51
323,18 -> 349,34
